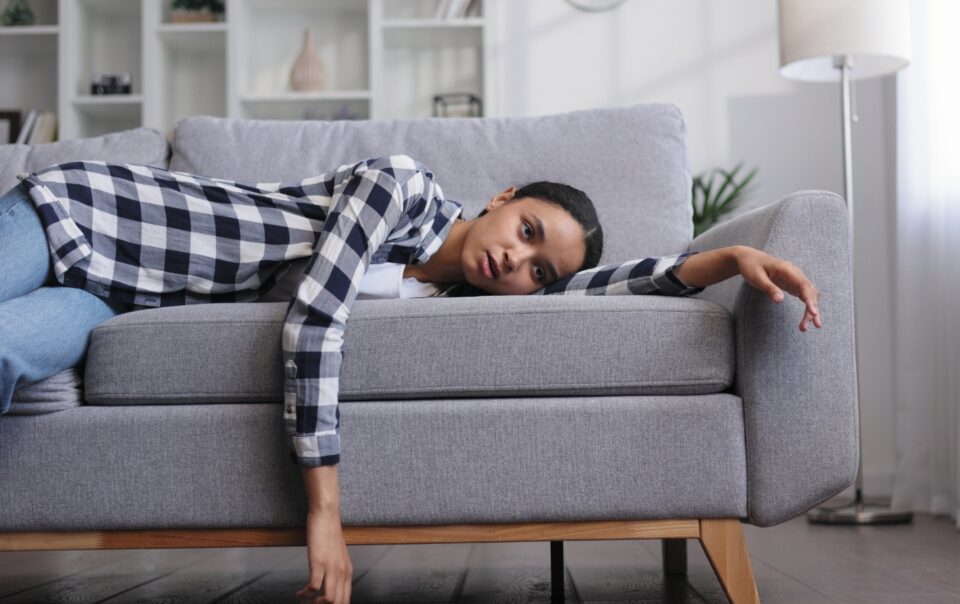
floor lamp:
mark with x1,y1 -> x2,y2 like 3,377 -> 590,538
777,0 -> 914,525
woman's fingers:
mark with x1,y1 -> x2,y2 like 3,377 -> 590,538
751,268 -> 784,302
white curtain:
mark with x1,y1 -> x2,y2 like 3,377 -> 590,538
891,0 -> 960,528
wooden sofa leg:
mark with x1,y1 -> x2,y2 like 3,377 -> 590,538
698,518 -> 760,604
662,538 -> 687,575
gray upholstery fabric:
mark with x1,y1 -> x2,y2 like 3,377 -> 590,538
0,396 -> 747,530
168,105 -> 694,264
83,296 -> 735,404
7,368 -> 82,415
0,127 -> 169,193
688,191 -> 859,527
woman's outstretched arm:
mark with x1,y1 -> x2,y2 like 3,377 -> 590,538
283,154 -> 454,604
532,245 -> 821,333
673,245 -> 821,332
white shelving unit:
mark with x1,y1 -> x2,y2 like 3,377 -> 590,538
0,0 -> 498,142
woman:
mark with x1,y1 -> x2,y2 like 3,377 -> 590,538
0,154 -> 820,604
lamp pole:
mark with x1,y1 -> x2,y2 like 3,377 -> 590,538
806,55 -> 913,524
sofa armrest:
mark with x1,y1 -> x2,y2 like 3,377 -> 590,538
687,190 -> 859,527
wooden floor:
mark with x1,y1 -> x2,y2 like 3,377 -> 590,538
2,503 -> 958,603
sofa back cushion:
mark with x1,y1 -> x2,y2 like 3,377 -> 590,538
168,104 -> 693,264
0,127 -> 169,193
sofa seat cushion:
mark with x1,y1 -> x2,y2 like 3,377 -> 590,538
84,295 -> 734,405
8,368 -> 83,415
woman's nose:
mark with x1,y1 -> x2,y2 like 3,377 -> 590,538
504,247 -> 533,273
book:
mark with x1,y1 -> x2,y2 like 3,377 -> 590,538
434,0 -> 453,19
446,0 -> 471,19
15,110 -> 37,144
29,112 -> 57,144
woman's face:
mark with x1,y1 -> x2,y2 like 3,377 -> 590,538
460,188 -> 587,295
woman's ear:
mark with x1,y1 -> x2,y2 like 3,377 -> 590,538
484,186 -> 517,213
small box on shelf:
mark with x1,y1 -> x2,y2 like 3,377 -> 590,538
432,93 -> 481,118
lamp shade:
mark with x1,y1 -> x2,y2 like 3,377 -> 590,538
778,0 -> 911,81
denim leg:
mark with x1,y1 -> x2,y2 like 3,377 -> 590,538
0,286 -> 125,415
0,183 -> 56,303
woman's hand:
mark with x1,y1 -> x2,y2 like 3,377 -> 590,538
735,247 -> 822,332
297,509 -> 353,603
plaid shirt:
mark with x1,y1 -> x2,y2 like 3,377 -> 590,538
18,154 -> 702,467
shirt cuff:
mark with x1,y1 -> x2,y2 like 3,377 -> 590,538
662,252 -> 706,295
290,450 -> 340,466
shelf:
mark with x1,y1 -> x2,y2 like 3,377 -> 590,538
77,0 -> 140,16
71,95 -> 142,126
241,91 -> 372,103
383,18 -> 485,28
157,23 -> 228,34
0,25 -> 59,36
73,95 -> 144,106
157,24 -> 226,53
5,0 -> 494,138
246,0 -> 364,11
383,23 -> 483,47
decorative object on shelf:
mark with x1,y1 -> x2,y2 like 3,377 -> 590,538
434,0 -> 480,20
303,104 -> 362,121
90,73 -> 132,95
170,0 -> 225,23
0,110 -> 22,143
433,93 -> 482,118
690,162 -> 757,237
289,29 -> 327,92
1,0 -> 34,26
564,0 -> 628,13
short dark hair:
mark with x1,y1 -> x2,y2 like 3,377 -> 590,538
442,181 -> 604,297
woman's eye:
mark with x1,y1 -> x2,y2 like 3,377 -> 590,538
535,266 -> 544,282
522,222 -> 532,240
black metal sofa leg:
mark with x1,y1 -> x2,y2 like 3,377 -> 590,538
663,538 -> 688,575
551,540 -> 564,602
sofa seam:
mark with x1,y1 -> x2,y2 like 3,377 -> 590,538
95,308 -> 731,331
86,377 -> 731,398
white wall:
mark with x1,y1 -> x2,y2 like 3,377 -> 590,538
495,0 -> 898,497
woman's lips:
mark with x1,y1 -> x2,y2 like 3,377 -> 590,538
483,252 -> 497,279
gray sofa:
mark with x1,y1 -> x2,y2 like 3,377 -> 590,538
0,104 -> 858,602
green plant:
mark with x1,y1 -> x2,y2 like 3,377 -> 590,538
691,162 -> 757,237
171,0 -> 224,13
2,0 -> 35,26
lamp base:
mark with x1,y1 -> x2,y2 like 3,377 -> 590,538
807,495 -> 914,524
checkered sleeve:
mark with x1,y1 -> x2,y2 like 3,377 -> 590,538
531,252 -> 705,296
281,154 -> 441,467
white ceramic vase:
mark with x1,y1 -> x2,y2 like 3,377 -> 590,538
289,28 -> 326,92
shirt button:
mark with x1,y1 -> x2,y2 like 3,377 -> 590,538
285,359 -> 297,379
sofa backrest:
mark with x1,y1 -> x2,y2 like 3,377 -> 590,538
169,105 -> 694,264
0,128 -> 169,194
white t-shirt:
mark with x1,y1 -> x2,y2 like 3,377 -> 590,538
259,259 -> 442,302
356,261 -> 444,300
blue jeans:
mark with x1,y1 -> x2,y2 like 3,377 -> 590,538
0,183 -> 128,414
